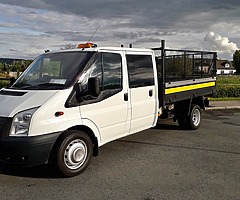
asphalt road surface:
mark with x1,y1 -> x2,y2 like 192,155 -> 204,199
0,109 -> 240,200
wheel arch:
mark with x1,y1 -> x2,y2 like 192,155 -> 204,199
192,96 -> 205,110
174,96 -> 204,119
68,125 -> 99,157
49,125 -> 99,166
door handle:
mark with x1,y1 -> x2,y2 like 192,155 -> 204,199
149,89 -> 153,97
124,93 -> 128,101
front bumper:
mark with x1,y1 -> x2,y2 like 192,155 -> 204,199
0,132 -> 61,166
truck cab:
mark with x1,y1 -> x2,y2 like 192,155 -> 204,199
0,45 -> 159,177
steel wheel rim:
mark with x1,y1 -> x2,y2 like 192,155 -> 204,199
192,109 -> 201,126
64,139 -> 88,170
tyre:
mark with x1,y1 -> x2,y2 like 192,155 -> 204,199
188,104 -> 201,130
177,104 -> 201,130
54,130 -> 93,177
178,117 -> 188,129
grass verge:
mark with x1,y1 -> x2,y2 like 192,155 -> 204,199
209,97 -> 240,101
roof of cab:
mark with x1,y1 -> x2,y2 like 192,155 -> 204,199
47,46 -> 154,54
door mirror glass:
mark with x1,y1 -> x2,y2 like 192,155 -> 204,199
88,77 -> 100,97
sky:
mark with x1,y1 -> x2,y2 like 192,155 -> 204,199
0,0 -> 239,60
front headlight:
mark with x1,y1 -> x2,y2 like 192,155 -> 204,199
10,108 -> 38,136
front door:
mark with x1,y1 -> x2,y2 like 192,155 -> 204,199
80,51 -> 129,145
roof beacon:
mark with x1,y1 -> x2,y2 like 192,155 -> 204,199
77,43 -> 97,49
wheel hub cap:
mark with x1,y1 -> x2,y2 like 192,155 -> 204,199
192,109 -> 200,126
64,139 -> 87,170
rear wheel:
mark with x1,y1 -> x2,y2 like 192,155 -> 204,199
188,104 -> 201,130
178,117 -> 188,129
54,130 -> 93,177
177,104 -> 201,130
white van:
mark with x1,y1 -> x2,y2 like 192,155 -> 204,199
0,45 -> 160,177
0,42 -> 216,177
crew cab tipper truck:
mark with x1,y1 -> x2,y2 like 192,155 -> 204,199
0,41 -> 217,177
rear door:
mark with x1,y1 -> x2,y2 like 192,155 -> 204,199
126,52 -> 158,134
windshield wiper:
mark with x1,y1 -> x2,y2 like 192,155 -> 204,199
12,82 -> 66,90
11,83 -> 33,89
29,82 -> 66,89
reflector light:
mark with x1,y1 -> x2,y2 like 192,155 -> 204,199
55,111 -> 64,117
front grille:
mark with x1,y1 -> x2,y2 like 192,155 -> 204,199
0,117 -> 12,138
0,117 -> 8,128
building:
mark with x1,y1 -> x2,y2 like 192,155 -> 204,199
216,60 -> 236,75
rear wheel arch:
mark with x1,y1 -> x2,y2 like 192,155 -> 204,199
174,97 -> 203,130
192,96 -> 205,110
177,103 -> 202,130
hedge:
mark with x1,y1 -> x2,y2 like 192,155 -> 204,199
0,80 -> 9,88
213,85 -> 240,98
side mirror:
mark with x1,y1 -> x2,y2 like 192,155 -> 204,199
75,77 -> 100,103
88,77 -> 100,97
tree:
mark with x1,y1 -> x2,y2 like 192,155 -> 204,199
233,50 -> 240,74
61,44 -> 76,50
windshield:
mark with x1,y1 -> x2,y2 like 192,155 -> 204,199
11,51 -> 93,90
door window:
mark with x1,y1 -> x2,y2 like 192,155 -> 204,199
126,55 -> 154,88
102,53 -> 122,90
79,52 -> 122,103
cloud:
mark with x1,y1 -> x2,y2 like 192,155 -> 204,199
0,1 -> 240,59
204,32 -> 238,59
1,0 -> 240,29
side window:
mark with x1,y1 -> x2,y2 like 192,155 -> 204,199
79,54 -> 102,92
126,55 -> 154,88
102,53 -> 122,90
78,52 -> 122,102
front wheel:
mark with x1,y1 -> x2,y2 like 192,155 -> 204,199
54,130 -> 93,177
